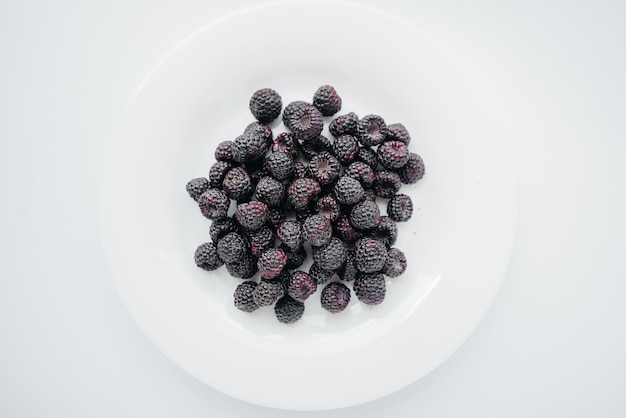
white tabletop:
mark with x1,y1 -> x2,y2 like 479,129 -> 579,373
1,0 -> 625,416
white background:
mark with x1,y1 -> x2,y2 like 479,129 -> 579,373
1,0 -> 625,416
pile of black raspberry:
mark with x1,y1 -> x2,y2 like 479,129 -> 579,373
187,85 -> 425,323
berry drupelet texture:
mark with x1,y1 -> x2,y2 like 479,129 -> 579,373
335,214 -> 363,244
315,194 -> 342,223
194,242 -> 224,271
349,200 -> 381,230
231,131 -> 268,164
357,114 -> 388,146
329,112 -> 358,138
253,279 -> 285,307
353,272 -> 386,305
235,201 -> 269,231
210,216 -> 239,243
338,250 -> 358,282
274,295 -> 305,324
249,88 -> 282,123
312,85 -> 342,116
222,166 -> 253,200
303,214 -> 333,247
371,216 -> 398,248
299,134 -> 332,160
354,237 -> 387,273
225,254 -> 258,279
186,177 -> 209,201
332,134 -> 359,166
257,248 -> 288,280
287,177 -> 321,210
308,151 -> 341,186
287,270 -> 317,302
247,225 -> 274,257
373,171 -> 402,198
377,140 -> 410,170
387,194 -> 413,222
283,101 -> 324,140
208,161 -> 232,188
272,132 -> 300,160
198,189 -> 230,220
334,176 -> 364,205
398,153 -> 425,184
276,220 -> 304,251
386,123 -> 411,145
214,140 -> 234,162
344,161 -> 374,188
216,232 -> 248,264
255,176 -> 285,207
382,248 -> 407,278
320,282 -> 351,313
308,263 -> 335,285
233,281 -> 259,312
283,245 -> 307,270
313,237 -> 348,271
356,146 -> 378,169
264,151 -> 294,181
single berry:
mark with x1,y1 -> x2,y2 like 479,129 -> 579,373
283,101 -> 324,140
315,195 -> 341,223
267,207 -> 286,228
208,161 -> 232,188
377,140 -> 410,169
217,232 -> 248,264
320,282 -> 351,313
349,200 -> 381,230
255,176 -> 285,207
329,112 -> 358,138
244,121 -> 273,143
386,123 -> 411,145
235,201 -> 269,231
303,214 -> 332,247
383,248 -> 407,278
274,295 -> 305,324
247,225 -> 274,257
215,140 -> 234,162
308,151 -> 341,185
398,153 -> 425,184
194,242 -> 224,271
233,281 -> 259,312
258,248 -> 288,279
373,171 -> 401,198
300,134 -> 332,160
371,216 -> 398,247
338,250 -> 357,282
287,178 -> 321,210
353,272 -> 386,305
276,220 -> 304,251
354,237 -> 387,273
334,176 -> 364,205
357,114 -> 388,146
222,166 -> 252,200
253,279 -> 285,307
197,189 -> 230,220
363,189 -> 377,202
283,245 -> 307,270
186,177 -> 209,201
312,85 -> 342,116
331,134 -> 359,165
356,146 -> 378,168
335,214 -> 363,244
387,194 -> 413,222
249,88 -> 282,123
309,263 -> 335,285
210,216 -> 239,243
344,161 -> 374,188
313,237 -> 347,271
225,254 -> 258,279
293,161 -> 308,179
272,132 -> 300,160
264,151 -> 294,181
287,270 -> 317,302
232,131 -> 268,163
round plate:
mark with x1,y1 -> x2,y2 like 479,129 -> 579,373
100,0 -> 516,410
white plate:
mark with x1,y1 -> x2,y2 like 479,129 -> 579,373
100,0 -> 516,410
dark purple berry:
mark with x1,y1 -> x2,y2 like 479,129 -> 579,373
247,225 -> 274,257
363,189 -> 377,202
308,151 -> 341,186
194,242 -> 223,271
387,194 -> 413,222
255,176 -> 285,207
232,131 -> 268,163
377,140 -> 410,169
354,237 -> 387,273
217,232 -> 248,264
320,282 -> 351,313
235,201 -> 269,231
335,214 -> 363,244
386,123 -> 411,145
264,152 -> 294,181
249,88 -> 282,123
287,271 -> 317,302
208,161 -> 232,188
309,263 -> 335,285
329,112 -> 358,138
215,140 -> 234,162
371,216 -> 397,248
283,101 -> 324,140
295,206 -> 315,223
210,216 -> 239,243
353,272 -> 386,305
303,214 -> 332,247
344,161 -> 374,188
313,237 -> 347,271
331,134 -> 358,165
349,200 -> 380,230
272,132 -> 300,160
287,178 -> 321,210
244,121 -> 273,143
334,176 -> 364,205
283,245 -> 307,270
373,171 -> 401,198
338,250 -> 357,282
276,220 -> 303,251
312,85 -> 342,116
267,207 -> 286,228
225,254 -> 258,279
197,189 -> 230,220
253,279 -> 285,307
356,147 -> 378,168
357,114 -> 388,146
300,134 -> 332,160
222,167 -> 252,200
383,248 -> 407,278
258,248 -> 287,280
398,153 -> 425,184
315,195 -> 341,223
275,295 -> 305,324
293,161 -> 308,179
233,281 -> 259,312
186,177 -> 209,201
